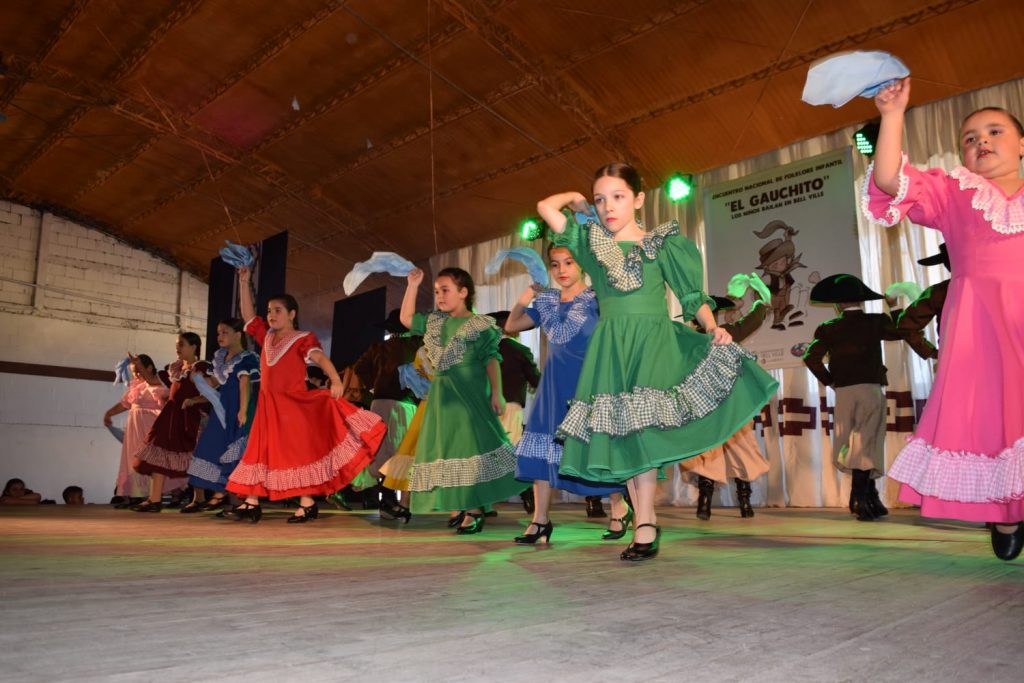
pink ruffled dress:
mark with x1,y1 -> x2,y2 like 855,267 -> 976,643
862,157 -> 1024,522
116,379 -> 170,497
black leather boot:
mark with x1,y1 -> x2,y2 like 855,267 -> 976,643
851,470 -> 877,521
696,476 -> 714,520
585,495 -> 606,519
866,476 -> 889,517
735,478 -> 754,518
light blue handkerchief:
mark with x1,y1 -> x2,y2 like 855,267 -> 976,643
219,241 -> 254,268
398,363 -> 431,400
113,355 -> 133,385
343,252 -> 416,295
191,373 -> 226,429
802,51 -> 909,108
484,247 -> 549,286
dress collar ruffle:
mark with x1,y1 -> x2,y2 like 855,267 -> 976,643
579,215 -> 679,292
423,312 -> 496,373
533,287 -> 597,344
950,166 -> 1024,235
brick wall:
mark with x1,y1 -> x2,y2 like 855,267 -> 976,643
0,200 -> 209,503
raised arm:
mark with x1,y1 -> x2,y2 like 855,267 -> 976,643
400,268 -> 424,330
537,191 -> 589,234
872,77 -> 911,197
505,285 -> 540,333
238,267 -> 256,321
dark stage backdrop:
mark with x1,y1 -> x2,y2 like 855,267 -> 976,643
206,231 -> 289,359
331,287 -> 386,371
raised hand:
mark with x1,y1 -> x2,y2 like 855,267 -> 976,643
875,77 -> 910,116
407,268 -> 424,287
238,266 -> 252,285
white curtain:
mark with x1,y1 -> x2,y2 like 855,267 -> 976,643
426,77 -> 1024,508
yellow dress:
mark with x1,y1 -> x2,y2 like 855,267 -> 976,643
379,348 -> 431,492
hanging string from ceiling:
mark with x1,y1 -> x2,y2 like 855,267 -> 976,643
427,0 -> 439,257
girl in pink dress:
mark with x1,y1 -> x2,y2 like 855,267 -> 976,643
864,77 -> 1024,560
225,267 -> 387,523
102,355 -> 169,503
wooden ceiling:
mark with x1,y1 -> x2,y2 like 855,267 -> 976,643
2,0 -> 1023,309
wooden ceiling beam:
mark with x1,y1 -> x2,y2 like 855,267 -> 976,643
0,0 -> 92,111
72,1 -> 348,202
4,1 -> 205,184
437,0 -> 637,162
610,0 -> 979,132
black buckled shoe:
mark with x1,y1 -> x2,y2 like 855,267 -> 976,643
585,496 -> 607,519
287,503 -> 319,524
696,476 -> 714,520
735,478 -> 754,518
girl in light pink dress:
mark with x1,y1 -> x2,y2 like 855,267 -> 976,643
863,77 -> 1024,560
102,355 -> 177,502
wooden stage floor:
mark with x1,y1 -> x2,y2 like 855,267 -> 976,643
1,504 -> 1022,682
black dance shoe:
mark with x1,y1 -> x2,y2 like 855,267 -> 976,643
200,495 -> 228,512
129,500 -> 162,513
287,503 -> 319,524
179,501 -> 206,514
379,500 -> 412,524
456,512 -> 485,535
620,523 -> 661,562
447,511 -> 466,528
866,479 -> 889,518
602,505 -> 633,541
514,521 -> 553,545
230,502 -> 262,523
991,522 -> 1024,561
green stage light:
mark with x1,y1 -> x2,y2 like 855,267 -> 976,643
666,174 -> 694,202
520,217 -> 544,241
853,121 -> 880,156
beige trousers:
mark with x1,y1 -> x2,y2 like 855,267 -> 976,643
832,383 -> 886,477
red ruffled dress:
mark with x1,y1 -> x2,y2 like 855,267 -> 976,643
227,317 -> 387,499
134,360 -> 212,478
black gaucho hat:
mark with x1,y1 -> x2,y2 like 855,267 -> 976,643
486,310 -> 511,328
375,308 -> 408,335
711,296 -> 736,311
810,274 -> 884,304
917,243 -> 949,269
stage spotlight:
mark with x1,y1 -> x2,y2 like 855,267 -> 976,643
666,173 -> 694,202
519,217 -> 544,241
853,121 -> 880,156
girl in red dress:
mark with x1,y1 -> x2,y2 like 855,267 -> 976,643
131,333 -> 211,512
225,267 -> 387,523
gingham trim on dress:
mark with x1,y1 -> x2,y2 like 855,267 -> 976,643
888,436 -> 1024,503
515,430 -> 563,465
950,166 -> 1024,235
228,429 -> 368,492
135,442 -> 192,473
556,342 -> 752,443
218,435 -> 248,464
423,312 -> 497,374
263,330 -> 311,366
533,287 -> 596,344
408,442 -> 517,491
211,349 -> 259,385
187,455 -> 225,486
581,216 -> 679,293
860,154 -> 912,228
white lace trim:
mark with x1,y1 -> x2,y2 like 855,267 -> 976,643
950,166 -> 1024,235
533,288 -> 597,344
889,436 -> 1024,503
423,312 -> 496,374
211,349 -> 259,385
860,154 -> 911,227
263,330 -> 311,366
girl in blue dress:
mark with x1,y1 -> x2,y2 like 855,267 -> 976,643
506,245 -> 629,544
183,319 -> 259,511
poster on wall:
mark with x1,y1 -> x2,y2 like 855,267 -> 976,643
703,148 -> 861,370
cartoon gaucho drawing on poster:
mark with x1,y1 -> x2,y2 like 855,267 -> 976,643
703,148 -> 862,370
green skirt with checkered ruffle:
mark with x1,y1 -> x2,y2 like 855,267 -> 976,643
555,309 -> 778,483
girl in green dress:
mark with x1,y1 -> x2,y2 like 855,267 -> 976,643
399,266 -> 524,534
537,163 -> 778,560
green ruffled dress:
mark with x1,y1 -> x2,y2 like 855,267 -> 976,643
407,311 -> 525,513
554,212 -> 779,482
